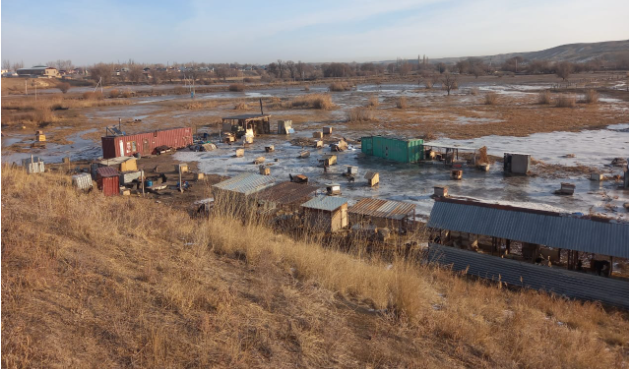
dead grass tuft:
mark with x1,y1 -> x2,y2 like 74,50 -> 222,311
367,95 -> 379,108
538,91 -> 552,105
329,82 -> 352,92
583,90 -> 599,104
234,101 -> 252,111
555,94 -> 577,108
290,94 -> 335,110
348,107 -> 377,122
484,92 -> 498,105
396,96 -> 408,109
229,83 -> 245,92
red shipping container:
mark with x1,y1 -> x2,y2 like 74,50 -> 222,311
101,127 -> 193,159
97,167 -> 120,196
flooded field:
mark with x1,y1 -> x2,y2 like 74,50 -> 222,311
3,77 -> 628,220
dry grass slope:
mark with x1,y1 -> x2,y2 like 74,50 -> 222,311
2,166 -> 629,368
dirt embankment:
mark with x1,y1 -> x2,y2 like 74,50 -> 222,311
2,165 -> 629,368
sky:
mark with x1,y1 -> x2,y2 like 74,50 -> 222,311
1,0 -> 628,66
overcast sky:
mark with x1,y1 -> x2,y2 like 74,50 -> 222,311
2,0 -> 628,66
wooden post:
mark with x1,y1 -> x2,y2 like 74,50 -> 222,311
141,170 -> 145,196
179,165 -> 183,193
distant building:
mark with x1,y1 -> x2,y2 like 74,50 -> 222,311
16,65 -> 60,78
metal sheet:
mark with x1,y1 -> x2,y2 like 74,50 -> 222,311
427,199 -> 629,258
349,198 -> 416,220
301,196 -> 348,212
97,166 -> 118,178
212,173 -> 275,195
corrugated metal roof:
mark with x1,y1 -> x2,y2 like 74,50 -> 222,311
222,114 -> 271,120
254,181 -> 318,205
301,196 -> 348,211
97,166 -> 119,177
427,199 -> 629,258
212,173 -> 275,195
349,198 -> 416,220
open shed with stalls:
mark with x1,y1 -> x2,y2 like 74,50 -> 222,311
222,114 -> 271,138
211,173 -> 276,212
426,197 -> 629,308
348,198 -> 416,233
253,181 -> 319,213
360,136 -> 423,163
96,167 -> 120,196
301,196 -> 349,233
422,142 -> 481,167
101,127 -> 193,159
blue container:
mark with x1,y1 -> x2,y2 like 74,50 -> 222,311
146,180 -> 153,187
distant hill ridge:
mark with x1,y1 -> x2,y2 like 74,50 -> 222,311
381,39 -> 629,64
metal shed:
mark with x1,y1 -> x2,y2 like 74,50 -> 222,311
212,173 -> 276,210
361,136 -> 424,163
428,197 -> 629,259
222,114 -> 272,137
301,196 -> 349,232
349,198 -> 416,230
96,167 -> 120,196
101,127 -> 193,159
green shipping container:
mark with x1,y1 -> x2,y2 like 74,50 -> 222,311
361,136 -> 424,163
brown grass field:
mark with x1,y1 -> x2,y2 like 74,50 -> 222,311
2,165 -> 629,368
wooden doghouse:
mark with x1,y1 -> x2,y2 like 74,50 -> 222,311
365,171 -> 379,187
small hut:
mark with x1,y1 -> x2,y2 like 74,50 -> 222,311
301,196 -> 349,232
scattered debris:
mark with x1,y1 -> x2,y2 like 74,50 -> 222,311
433,186 -> 449,198
313,131 -> 323,139
259,165 -> 271,175
265,145 -> 275,153
289,174 -> 309,184
277,120 -> 293,135
554,182 -> 575,196
72,173 -> 94,191
298,150 -> 310,158
611,157 -> 628,167
323,126 -> 333,135
451,170 -> 463,180
253,156 -> 265,165
22,156 -> 45,174
235,148 -> 244,157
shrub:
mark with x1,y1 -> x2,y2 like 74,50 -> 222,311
243,77 -> 255,83
396,96 -> 408,109
57,82 -> 71,94
583,90 -> 599,104
82,91 -> 104,100
367,95 -> 379,108
348,107 -> 377,122
109,89 -> 119,98
484,92 -> 498,105
470,87 -> 479,96
329,82 -> 351,92
121,90 -> 132,98
290,94 -> 334,110
425,80 -> 433,89
229,84 -> 245,92
538,91 -> 552,105
304,86 -> 310,92
555,94 -> 576,108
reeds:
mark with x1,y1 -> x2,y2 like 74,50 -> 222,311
583,89 -> 599,104
329,82 -> 351,92
555,94 -> 576,108
484,92 -> 498,105
396,96 -> 408,109
538,91 -> 552,104
229,83 -> 245,92
348,107 -> 377,122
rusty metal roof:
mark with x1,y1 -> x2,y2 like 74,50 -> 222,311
427,198 -> 629,258
97,166 -> 119,177
254,181 -> 318,205
212,173 -> 275,195
349,198 -> 416,220
301,196 -> 348,211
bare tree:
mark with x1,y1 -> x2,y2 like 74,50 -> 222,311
128,65 -> 143,83
398,63 -> 412,76
2,59 -> 11,71
441,72 -> 458,96
285,61 -> 296,80
436,62 -> 447,74
276,59 -> 284,79
12,61 -> 24,71
90,63 -> 114,84
555,61 -> 573,81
